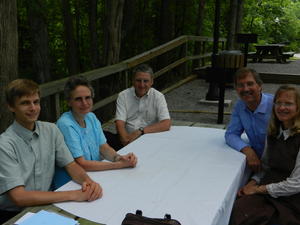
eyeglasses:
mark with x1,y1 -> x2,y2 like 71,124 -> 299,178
73,96 -> 93,102
134,79 -> 151,84
274,102 -> 295,107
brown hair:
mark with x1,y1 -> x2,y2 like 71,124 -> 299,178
5,79 -> 40,106
64,76 -> 94,101
234,67 -> 263,87
268,85 -> 300,137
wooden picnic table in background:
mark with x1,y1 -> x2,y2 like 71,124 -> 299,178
248,44 -> 295,63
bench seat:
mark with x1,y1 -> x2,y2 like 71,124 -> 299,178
247,52 -> 257,58
282,51 -> 295,62
282,51 -> 295,57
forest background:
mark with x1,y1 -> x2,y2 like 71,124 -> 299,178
1,0 -> 300,132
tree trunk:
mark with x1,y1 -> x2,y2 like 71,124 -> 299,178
195,0 -> 205,36
88,0 -> 100,69
234,0 -> 244,49
193,0 -> 206,68
227,0 -> 238,50
25,0 -> 54,121
174,0 -> 185,36
0,0 -> 18,133
158,0 -> 175,45
235,0 -> 244,34
61,0 -> 80,75
26,0 -> 51,84
96,0 -> 125,125
103,0 -> 125,65
156,0 -> 175,71
74,0 -> 82,70
121,0 -> 138,59
152,0 -> 177,90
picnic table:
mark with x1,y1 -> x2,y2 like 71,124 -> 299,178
249,44 -> 295,63
6,126 -> 246,225
53,126 -> 246,225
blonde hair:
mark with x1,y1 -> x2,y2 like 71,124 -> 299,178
268,85 -> 300,137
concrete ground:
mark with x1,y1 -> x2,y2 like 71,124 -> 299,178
164,57 -> 300,128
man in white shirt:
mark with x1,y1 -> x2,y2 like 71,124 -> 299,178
115,64 -> 171,146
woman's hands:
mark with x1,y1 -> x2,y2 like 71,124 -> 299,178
115,152 -> 138,168
238,180 -> 267,197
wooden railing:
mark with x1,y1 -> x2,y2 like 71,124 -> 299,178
40,35 -> 226,120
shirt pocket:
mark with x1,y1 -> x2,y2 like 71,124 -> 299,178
145,106 -> 157,123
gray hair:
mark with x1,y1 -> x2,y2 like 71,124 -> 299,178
64,76 -> 94,100
133,64 -> 154,79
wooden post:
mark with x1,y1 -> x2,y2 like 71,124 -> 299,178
201,41 -> 206,66
212,0 -> 221,68
184,42 -> 188,75
206,0 -> 221,102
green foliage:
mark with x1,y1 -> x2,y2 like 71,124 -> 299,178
243,0 -> 300,51
16,0 -> 300,82
60,98 -> 69,114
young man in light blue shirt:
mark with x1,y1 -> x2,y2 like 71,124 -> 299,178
225,68 -> 273,172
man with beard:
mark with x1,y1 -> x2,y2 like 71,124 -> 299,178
225,68 -> 273,172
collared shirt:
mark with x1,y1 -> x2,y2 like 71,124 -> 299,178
115,87 -> 170,133
252,128 -> 300,198
53,111 -> 107,189
56,111 -> 107,160
225,93 -> 274,158
0,120 -> 74,211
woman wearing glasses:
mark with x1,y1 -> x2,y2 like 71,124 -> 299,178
230,85 -> 300,225
53,76 -> 137,189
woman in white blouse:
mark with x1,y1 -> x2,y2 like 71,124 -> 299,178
230,85 -> 300,225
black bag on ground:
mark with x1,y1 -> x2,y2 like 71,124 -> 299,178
121,210 -> 181,225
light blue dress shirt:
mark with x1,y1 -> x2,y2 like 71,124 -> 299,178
0,121 -> 74,211
225,93 -> 274,158
53,111 -> 107,189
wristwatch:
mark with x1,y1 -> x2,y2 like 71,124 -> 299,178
139,127 -> 144,135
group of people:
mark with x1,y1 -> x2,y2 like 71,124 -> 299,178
226,68 -> 300,225
0,63 -> 299,225
0,64 -> 171,223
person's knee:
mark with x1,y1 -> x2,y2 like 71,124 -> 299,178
230,195 -> 275,225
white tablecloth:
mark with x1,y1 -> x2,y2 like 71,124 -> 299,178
55,126 -> 246,225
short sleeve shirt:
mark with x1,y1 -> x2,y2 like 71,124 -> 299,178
56,111 -> 107,160
115,87 -> 170,133
0,121 -> 74,211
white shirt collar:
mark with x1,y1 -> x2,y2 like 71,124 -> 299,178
277,126 -> 291,140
